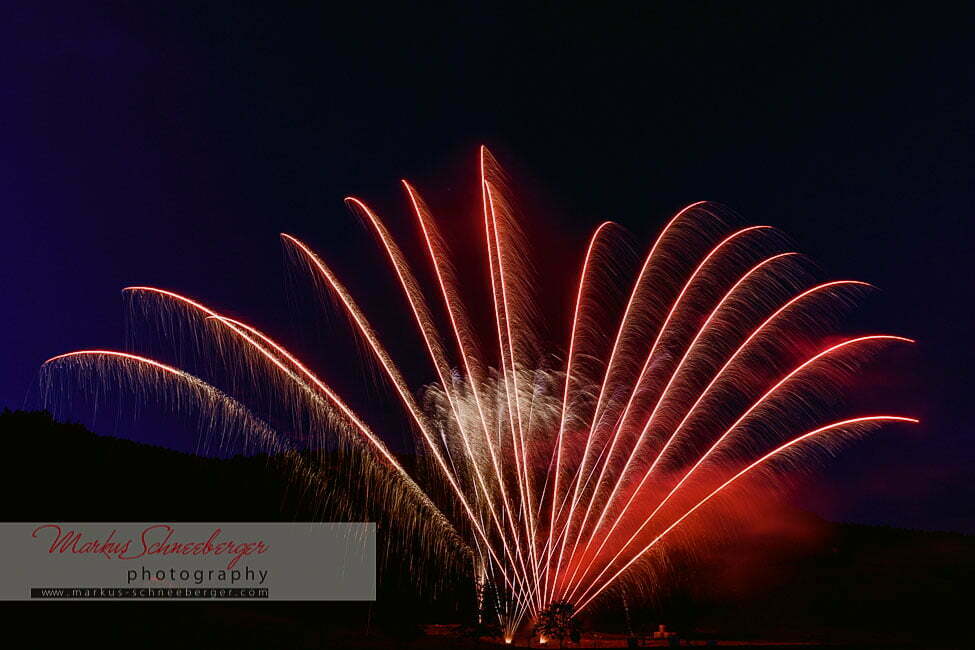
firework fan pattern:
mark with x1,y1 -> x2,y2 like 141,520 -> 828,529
42,148 -> 916,636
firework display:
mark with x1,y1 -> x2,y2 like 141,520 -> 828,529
42,148 -> 915,637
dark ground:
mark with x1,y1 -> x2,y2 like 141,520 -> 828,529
1,410 -> 971,648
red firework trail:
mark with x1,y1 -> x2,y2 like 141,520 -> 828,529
42,148 -> 916,634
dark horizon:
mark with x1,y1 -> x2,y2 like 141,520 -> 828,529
2,2 -> 973,537
3,407 -> 971,646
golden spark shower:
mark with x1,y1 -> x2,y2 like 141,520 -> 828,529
40,148 -> 916,637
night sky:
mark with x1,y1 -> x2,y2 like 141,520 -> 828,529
2,3 -> 972,532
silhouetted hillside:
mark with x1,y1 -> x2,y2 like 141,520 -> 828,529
598,515 -> 974,644
1,410 -> 971,647
0,409 -> 471,647
1,409 -> 318,521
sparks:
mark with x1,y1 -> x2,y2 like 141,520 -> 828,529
41,148 -> 916,637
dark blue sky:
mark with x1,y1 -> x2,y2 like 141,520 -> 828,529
2,3 -> 972,532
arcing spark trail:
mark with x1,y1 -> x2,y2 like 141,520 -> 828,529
42,148 -> 916,636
